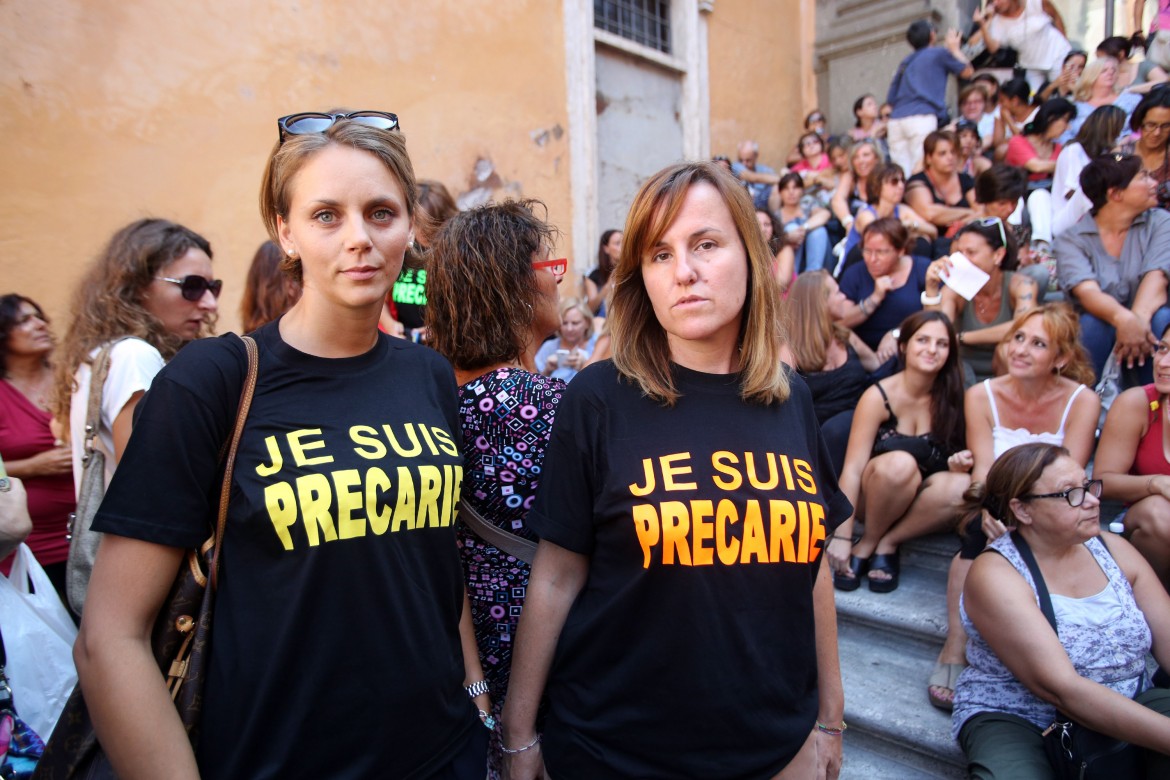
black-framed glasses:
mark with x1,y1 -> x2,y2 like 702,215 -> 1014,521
1022,480 -> 1103,508
976,216 -> 1007,248
155,275 -> 223,302
277,111 -> 400,144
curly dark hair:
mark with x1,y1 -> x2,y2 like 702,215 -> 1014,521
0,294 -> 48,377
52,218 -> 213,420
426,199 -> 558,371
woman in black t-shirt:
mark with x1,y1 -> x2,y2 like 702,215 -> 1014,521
74,111 -> 489,779
501,162 -> 850,780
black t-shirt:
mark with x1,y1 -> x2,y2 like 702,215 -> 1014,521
94,321 -> 474,779
392,263 -> 427,331
527,362 -> 851,779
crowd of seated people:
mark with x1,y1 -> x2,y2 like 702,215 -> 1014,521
716,20 -> 1170,774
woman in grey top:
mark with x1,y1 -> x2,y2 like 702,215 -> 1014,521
1054,152 -> 1170,383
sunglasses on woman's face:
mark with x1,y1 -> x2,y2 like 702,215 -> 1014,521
156,275 -> 223,302
277,111 -> 400,144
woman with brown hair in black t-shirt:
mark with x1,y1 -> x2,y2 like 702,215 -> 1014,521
73,111 -> 490,779
501,161 -> 851,779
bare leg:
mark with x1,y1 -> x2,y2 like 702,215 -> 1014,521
1126,496 -> 1170,591
937,554 -> 973,665
852,451 -> 921,560
868,471 -> 968,587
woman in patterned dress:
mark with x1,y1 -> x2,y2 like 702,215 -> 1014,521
426,199 -> 567,777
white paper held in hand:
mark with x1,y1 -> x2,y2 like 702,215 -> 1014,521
941,252 -> 991,301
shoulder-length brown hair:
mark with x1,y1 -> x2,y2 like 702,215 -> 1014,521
783,271 -> 849,373
426,199 -> 557,371
53,218 -> 214,420
610,161 -> 789,406
1004,303 -> 1096,386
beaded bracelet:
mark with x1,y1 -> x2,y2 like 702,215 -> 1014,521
816,720 -> 847,736
500,733 -> 542,754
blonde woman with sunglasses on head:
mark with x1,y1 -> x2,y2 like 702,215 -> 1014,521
72,111 -> 490,779
923,217 -> 1039,383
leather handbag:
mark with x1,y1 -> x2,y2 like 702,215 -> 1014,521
64,339 -> 126,616
34,334 -> 259,780
1012,532 -> 1143,779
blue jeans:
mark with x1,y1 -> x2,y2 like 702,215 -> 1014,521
796,226 -> 830,273
1081,306 -> 1170,387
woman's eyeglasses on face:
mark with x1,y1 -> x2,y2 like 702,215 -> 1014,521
156,275 -> 223,302
1142,121 -> 1170,135
1022,479 -> 1103,508
277,111 -> 400,145
532,258 -> 568,277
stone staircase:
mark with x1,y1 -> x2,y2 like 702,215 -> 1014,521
835,533 -> 967,779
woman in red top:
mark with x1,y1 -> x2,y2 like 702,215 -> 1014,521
1005,98 -> 1076,182
1096,320 -> 1170,588
0,294 -> 74,599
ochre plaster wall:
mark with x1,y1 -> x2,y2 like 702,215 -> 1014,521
707,0 -> 811,172
0,1 -> 571,333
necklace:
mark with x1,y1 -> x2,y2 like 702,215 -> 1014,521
7,370 -> 54,411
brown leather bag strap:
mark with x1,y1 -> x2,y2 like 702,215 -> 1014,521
458,498 -> 537,565
209,335 -> 259,591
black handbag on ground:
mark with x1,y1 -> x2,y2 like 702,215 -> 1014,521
1012,532 -> 1143,779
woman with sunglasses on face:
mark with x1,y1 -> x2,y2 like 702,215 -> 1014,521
1054,152 -> 1170,384
52,219 -> 219,610
928,305 -> 1098,712
427,201 -> 567,779
953,443 -> 1170,778
839,163 -> 936,275
923,218 -> 1039,383
1130,86 -> 1170,212
73,112 -> 490,779
1095,321 -> 1170,589
828,311 -> 969,593
501,161 -> 849,780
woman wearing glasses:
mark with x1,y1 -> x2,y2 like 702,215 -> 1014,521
1095,321 -> 1170,588
52,219 -> 219,609
427,201 -> 566,778
928,304 -> 1099,711
838,218 -> 931,365
73,111 -> 489,778
501,161 -> 849,779
923,218 -> 1038,383
953,443 -> 1170,777
1053,152 -> 1170,383
1130,86 -> 1170,211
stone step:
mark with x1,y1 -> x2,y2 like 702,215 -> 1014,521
834,554 -> 949,647
838,616 -> 967,774
841,725 -> 965,779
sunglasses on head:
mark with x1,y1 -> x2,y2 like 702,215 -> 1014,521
976,216 -> 1007,248
277,111 -> 400,145
156,275 -> 223,302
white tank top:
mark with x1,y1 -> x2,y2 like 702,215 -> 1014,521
986,380 -> 1087,459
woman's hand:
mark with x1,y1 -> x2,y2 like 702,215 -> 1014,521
786,226 -> 808,247
948,449 -> 974,473
544,352 -> 560,373
981,509 -> 1008,541
12,446 -> 72,478
565,349 -> 586,370
876,329 -> 899,363
501,739 -> 545,780
826,535 -> 853,573
925,256 -> 953,298
815,729 -> 843,780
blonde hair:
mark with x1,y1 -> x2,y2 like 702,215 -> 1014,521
783,271 -> 849,373
609,161 -> 789,406
559,298 -> 595,342
1074,57 -> 1119,102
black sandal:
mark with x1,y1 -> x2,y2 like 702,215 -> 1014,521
867,551 -> 900,593
833,555 -> 868,592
